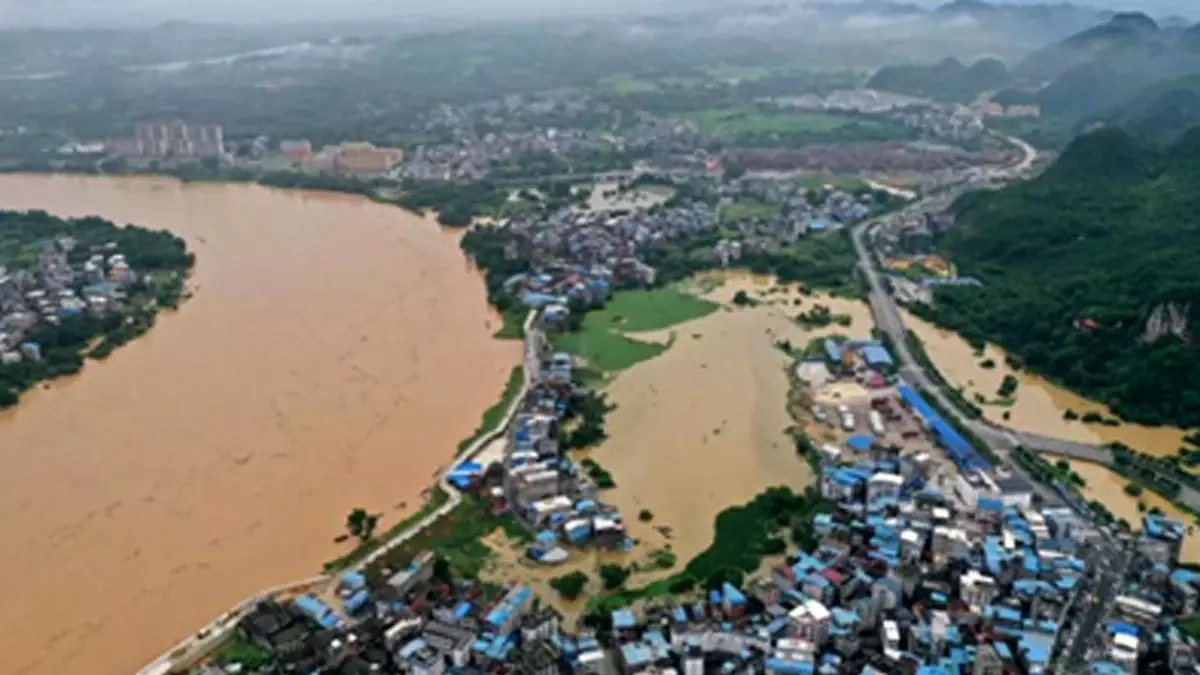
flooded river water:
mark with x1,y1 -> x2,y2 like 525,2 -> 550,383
0,174 -> 519,675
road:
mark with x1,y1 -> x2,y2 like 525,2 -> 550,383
851,142 -> 1200,517
1055,539 -> 1132,672
849,135 -> 1117,512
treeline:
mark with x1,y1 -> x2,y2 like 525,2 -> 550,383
1111,444 -> 1187,501
396,180 -> 509,227
643,228 -> 860,293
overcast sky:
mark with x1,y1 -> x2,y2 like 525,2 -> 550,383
0,0 -> 1190,28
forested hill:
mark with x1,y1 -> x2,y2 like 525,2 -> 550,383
930,126 -> 1200,428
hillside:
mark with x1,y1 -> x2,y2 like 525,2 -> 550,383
1091,74 -> 1200,144
930,127 -> 1200,428
998,13 -> 1200,146
1017,12 -> 1167,83
866,57 -> 1009,102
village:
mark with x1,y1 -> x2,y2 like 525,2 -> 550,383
0,236 -> 142,365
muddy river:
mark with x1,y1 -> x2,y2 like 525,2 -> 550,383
0,174 -> 519,675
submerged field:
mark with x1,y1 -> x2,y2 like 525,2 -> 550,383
590,274 -> 872,572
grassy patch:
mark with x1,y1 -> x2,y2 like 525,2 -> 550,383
214,635 -> 273,670
364,497 -> 508,581
719,199 -> 779,224
553,330 -> 667,372
1180,617 -> 1200,641
591,288 -> 719,333
553,287 -> 717,372
493,309 -> 527,340
683,106 -> 854,137
457,366 -> 524,455
600,73 -> 660,93
705,64 -> 769,81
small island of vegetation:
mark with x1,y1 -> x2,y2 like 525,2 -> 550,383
0,210 -> 193,407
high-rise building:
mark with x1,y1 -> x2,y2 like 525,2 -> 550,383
133,122 -> 225,159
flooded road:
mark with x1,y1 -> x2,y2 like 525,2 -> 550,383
0,174 -> 519,675
903,312 -> 1187,457
1068,460 -> 1200,563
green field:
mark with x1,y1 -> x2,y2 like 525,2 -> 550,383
683,106 -> 854,137
590,288 -> 719,332
552,329 -> 668,372
600,73 -> 661,93
704,64 -> 769,82
719,199 -> 779,224
552,287 -> 719,371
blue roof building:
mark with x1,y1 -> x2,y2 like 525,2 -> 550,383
860,344 -> 894,370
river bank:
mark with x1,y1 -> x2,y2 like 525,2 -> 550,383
0,173 -> 520,675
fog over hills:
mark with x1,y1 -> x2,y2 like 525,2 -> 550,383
0,0 -> 1189,27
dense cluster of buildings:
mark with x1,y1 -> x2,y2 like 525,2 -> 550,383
211,398 -> 1200,675
0,237 -> 138,364
107,122 -> 226,159
278,140 -> 405,175
490,178 -> 880,312
888,106 -> 985,145
392,94 -> 698,182
492,336 -> 631,561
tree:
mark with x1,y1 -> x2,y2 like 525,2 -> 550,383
345,508 -> 378,542
599,564 -> 629,590
638,509 -> 653,522
1124,483 -> 1143,497
997,374 -> 1019,398
550,571 -> 589,599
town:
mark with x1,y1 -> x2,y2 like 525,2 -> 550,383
182,150 -> 1200,675
193,324 -> 1199,675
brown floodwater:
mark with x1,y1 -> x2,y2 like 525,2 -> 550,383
903,311 -> 1187,457
1068,460 -> 1200,562
0,174 -> 519,675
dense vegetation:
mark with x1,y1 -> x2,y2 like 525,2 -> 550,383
930,127 -> 1200,427
866,57 -> 1009,102
0,210 -> 193,407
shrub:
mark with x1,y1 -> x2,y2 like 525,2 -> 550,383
599,564 -> 630,590
550,571 -> 589,599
